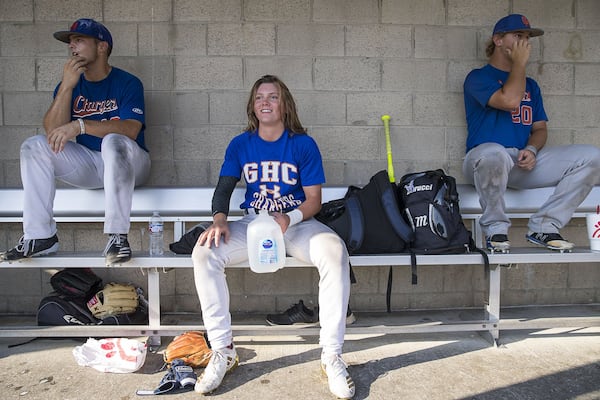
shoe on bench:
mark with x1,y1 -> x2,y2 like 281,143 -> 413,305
266,300 -> 356,326
486,234 -> 510,253
526,231 -> 574,252
0,234 -> 59,261
103,233 -> 132,266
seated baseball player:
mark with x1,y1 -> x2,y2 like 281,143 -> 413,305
462,14 -> 600,253
0,18 -> 150,266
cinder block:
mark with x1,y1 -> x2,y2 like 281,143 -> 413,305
315,58 -> 380,91
529,63 -> 574,95
104,23 -> 138,56
346,25 -> 412,58
313,0 -> 378,23
175,57 -> 243,90
208,23 -> 275,56
311,126 -> 380,160
446,127 -> 468,161
3,160 -> 21,187
448,61 -> 481,93
138,23 -> 173,56
447,0 -> 509,27
295,92 -> 346,126
113,56 -> 174,91
0,0 -> 33,21
577,0 -> 600,29
543,32 -> 600,63
173,92 -> 210,127
382,0 -> 445,25
514,0 -> 575,29
244,0 -> 310,22
174,125 -> 237,161
246,268 -> 316,295
393,127 -> 446,161
174,0 -> 242,22
416,26 -> 478,60
0,57 -> 35,91
574,128 -> 600,148
277,24 -> 343,56
170,24 -> 207,56
245,57 -> 312,90
544,95 -> 600,129
3,93 -> 51,126
1,23 -> 65,56
36,58 -> 65,92
414,93 -> 465,126
145,125 -> 174,161
347,92 -> 412,126
145,160 -> 177,186
104,0 -> 172,21
575,65 -> 600,95
382,60 -> 447,92
145,91 -> 174,127
351,267 -> 384,294
34,1 -> 101,21
209,92 -> 247,125
321,161 -> 345,183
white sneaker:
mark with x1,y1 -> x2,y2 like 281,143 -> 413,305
321,353 -> 355,399
194,345 -> 238,394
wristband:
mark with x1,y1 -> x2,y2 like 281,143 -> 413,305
287,209 -> 303,227
78,118 -> 86,135
524,145 -> 537,156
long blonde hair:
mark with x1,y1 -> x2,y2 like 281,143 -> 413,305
245,75 -> 306,134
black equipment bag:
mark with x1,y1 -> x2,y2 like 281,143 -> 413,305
37,293 -> 99,326
389,169 -> 489,310
316,170 -> 413,254
50,268 -> 103,300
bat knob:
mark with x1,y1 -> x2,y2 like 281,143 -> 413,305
381,115 -> 391,121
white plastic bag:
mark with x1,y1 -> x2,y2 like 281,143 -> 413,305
73,337 -> 147,373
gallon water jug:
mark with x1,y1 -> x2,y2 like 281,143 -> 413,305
247,209 -> 286,273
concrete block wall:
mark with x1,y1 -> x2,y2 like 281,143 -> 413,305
1,0 -> 599,315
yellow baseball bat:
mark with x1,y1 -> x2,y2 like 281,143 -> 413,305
381,114 -> 395,183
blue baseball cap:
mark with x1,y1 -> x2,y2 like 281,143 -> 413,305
53,18 -> 113,49
492,14 -> 544,37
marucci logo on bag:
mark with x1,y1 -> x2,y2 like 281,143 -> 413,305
403,180 -> 433,195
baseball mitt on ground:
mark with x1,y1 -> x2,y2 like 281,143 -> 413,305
163,331 -> 212,368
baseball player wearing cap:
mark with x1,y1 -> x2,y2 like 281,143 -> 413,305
0,18 -> 150,266
462,14 -> 600,253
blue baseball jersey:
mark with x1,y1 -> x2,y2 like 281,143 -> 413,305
463,64 -> 548,152
220,130 -> 326,212
53,67 -> 148,152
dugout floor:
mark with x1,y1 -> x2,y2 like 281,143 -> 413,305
0,306 -> 599,400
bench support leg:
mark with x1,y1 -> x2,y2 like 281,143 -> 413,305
147,268 -> 162,350
485,264 -> 501,346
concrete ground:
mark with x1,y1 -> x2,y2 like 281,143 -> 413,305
0,311 -> 599,400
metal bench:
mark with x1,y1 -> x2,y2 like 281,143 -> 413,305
1,185 -> 599,346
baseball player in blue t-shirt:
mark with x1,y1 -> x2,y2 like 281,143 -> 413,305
191,75 -> 355,399
0,19 -> 150,266
463,14 -> 600,253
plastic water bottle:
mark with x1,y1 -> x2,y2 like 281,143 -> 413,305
149,211 -> 164,256
247,209 -> 285,273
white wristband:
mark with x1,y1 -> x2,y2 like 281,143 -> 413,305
78,118 -> 86,135
524,145 -> 537,156
287,209 -> 303,227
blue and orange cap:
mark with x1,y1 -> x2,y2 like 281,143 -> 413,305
53,18 -> 113,49
493,14 -> 544,37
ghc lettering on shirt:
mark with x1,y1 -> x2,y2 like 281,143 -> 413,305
244,161 -> 298,185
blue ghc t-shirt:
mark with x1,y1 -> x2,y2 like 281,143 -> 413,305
463,64 -> 548,152
53,66 -> 148,152
219,130 -> 326,212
